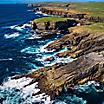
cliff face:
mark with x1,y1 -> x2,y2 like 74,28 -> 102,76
12,22 -> 104,99
31,2 -> 104,23
39,7 -> 86,20
29,3 -> 69,8
12,3 -> 104,99
46,25 -> 104,58
13,52 -> 104,98
39,7 -> 104,23
32,18 -> 78,37
33,19 -> 77,30
38,52 -> 104,97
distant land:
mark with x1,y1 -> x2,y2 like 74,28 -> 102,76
0,0 -> 104,4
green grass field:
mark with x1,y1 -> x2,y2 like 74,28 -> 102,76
84,23 -> 104,32
71,22 -> 104,33
34,17 -> 68,22
70,2 -> 104,17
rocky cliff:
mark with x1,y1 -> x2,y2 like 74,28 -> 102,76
32,17 -> 78,37
12,22 -> 104,99
39,7 -> 86,20
12,3 -> 104,99
32,3 -> 104,23
46,23 -> 104,58
13,52 -> 104,99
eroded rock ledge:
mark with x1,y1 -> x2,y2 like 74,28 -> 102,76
13,52 -> 104,99
39,7 -> 104,23
39,7 -> 86,20
46,24 -> 104,58
12,16 -> 104,99
12,23 -> 104,98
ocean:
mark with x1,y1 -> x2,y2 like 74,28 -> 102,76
0,4 -> 104,104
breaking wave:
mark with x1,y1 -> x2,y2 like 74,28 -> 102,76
0,77 -> 51,104
1,78 -> 104,104
4,32 -> 20,39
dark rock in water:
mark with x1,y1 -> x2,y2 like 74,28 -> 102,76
44,56 -> 55,62
0,97 -> 5,104
32,22 -> 37,30
17,24 -> 23,27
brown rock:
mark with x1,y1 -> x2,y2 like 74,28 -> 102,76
13,52 -> 104,99
44,57 -> 55,61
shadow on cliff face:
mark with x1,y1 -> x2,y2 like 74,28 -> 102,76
55,19 -> 78,34
32,19 -> 78,38
55,20 -> 78,30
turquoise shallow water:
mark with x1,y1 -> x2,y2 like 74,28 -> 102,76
0,4 -> 104,104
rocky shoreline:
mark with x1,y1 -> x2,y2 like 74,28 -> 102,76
12,3 -> 104,100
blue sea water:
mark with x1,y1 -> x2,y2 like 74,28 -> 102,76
0,4 -> 104,104
0,4 -> 64,83
0,4 -> 41,80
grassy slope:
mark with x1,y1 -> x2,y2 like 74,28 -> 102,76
34,17 -> 68,22
70,2 -> 104,17
70,23 -> 104,33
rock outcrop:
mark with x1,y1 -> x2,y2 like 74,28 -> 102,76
46,26 -> 104,58
12,23 -> 104,99
32,19 -> 78,37
39,7 -> 86,20
13,52 -> 104,98
85,16 -> 104,23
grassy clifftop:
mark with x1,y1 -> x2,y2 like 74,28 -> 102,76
70,23 -> 104,33
34,17 -> 68,23
69,2 -> 104,17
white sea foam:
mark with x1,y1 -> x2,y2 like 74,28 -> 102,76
10,25 -> 16,29
2,77 -> 33,89
36,47 -> 73,66
0,58 -> 13,61
35,11 -> 48,16
21,46 -> 40,54
27,34 -> 41,39
21,41 -> 55,54
55,102 -> 67,104
9,23 -> 31,32
4,32 -> 20,39
0,77 -> 52,104
22,23 -> 31,28
40,41 -> 55,53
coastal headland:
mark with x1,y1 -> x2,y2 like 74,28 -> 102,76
13,2 -> 104,99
